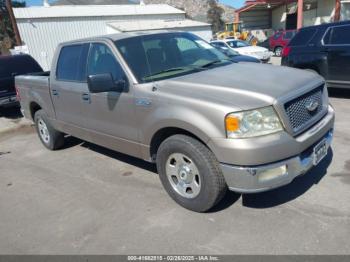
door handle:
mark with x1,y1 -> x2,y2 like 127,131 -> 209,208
82,93 -> 91,103
52,89 -> 59,97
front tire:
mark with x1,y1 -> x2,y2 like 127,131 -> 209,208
34,109 -> 64,150
274,46 -> 283,57
156,135 -> 227,212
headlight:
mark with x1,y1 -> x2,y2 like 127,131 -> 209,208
225,106 -> 283,138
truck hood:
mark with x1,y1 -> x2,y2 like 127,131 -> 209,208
161,63 -> 324,110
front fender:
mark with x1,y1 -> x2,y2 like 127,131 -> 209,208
141,105 -> 226,148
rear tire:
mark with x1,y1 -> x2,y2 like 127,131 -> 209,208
156,135 -> 227,212
274,46 -> 283,57
34,109 -> 64,150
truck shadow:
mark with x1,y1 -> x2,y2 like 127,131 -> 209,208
0,106 -> 23,119
79,140 -> 158,174
241,148 -> 333,209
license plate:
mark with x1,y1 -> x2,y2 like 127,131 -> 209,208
313,139 -> 327,165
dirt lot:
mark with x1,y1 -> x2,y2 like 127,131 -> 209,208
0,89 -> 349,255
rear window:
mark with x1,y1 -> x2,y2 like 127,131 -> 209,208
56,44 -> 89,81
0,55 -> 43,78
289,28 -> 317,46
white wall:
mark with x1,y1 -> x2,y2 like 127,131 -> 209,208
272,5 -> 286,30
314,0 -> 335,24
17,13 -> 185,70
341,2 -> 350,20
107,25 -> 212,41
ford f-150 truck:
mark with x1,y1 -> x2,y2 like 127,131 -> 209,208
16,31 -> 334,212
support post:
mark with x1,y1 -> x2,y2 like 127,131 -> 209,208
5,0 -> 21,46
297,0 -> 304,29
334,0 -> 341,22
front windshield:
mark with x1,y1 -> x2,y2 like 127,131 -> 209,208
221,47 -> 240,57
115,32 -> 231,83
227,40 -> 250,48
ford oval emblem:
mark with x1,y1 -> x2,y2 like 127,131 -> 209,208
306,100 -> 319,112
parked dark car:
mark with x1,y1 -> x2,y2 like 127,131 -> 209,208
269,29 -> 297,56
282,21 -> 350,89
209,43 -> 261,63
0,54 -> 43,107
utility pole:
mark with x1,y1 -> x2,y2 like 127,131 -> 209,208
5,0 -> 22,46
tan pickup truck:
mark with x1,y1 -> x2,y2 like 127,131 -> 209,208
16,31 -> 334,212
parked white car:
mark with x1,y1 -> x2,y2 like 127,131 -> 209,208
211,39 -> 272,63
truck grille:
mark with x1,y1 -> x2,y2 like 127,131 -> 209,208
284,86 -> 324,133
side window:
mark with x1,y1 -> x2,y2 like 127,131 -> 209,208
274,32 -> 282,40
330,25 -> 350,45
87,43 -> 125,81
56,44 -> 89,81
289,28 -> 317,46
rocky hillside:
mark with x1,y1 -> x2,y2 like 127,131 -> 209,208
144,0 -> 235,23
52,0 -> 235,23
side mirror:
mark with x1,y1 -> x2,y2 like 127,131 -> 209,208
87,73 -> 127,93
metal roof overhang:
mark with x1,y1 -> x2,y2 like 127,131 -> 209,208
236,0 -> 299,14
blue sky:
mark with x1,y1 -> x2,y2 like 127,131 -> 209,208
26,0 -> 246,8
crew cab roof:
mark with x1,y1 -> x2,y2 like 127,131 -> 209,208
59,30 -> 185,46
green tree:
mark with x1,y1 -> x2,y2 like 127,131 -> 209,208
207,0 -> 224,34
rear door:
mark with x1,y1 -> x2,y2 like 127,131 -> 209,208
323,24 -> 350,85
51,43 -> 90,126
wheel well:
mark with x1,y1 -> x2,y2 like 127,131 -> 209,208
150,127 -> 207,161
274,46 -> 283,51
29,102 -> 42,120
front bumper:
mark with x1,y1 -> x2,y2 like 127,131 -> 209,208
221,129 -> 333,193
0,95 -> 18,107
217,106 -> 335,193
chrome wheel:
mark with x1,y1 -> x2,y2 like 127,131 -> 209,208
275,47 -> 282,57
38,118 -> 50,144
165,153 -> 201,199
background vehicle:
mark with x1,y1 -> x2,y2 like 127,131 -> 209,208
210,42 -> 260,63
216,22 -> 258,45
16,32 -> 334,212
282,21 -> 350,89
211,39 -> 272,63
0,55 -> 43,107
269,29 -> 297,56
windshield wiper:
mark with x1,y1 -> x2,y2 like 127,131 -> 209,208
144,67 -> 194,79
199,59 -> 230,68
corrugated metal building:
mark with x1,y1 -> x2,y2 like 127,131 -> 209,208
13,4 -> 212,70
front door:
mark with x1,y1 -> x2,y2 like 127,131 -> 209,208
324,24 -> 350,86
83,42 -> 139,155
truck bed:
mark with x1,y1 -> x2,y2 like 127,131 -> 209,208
15,72 -> 54,120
